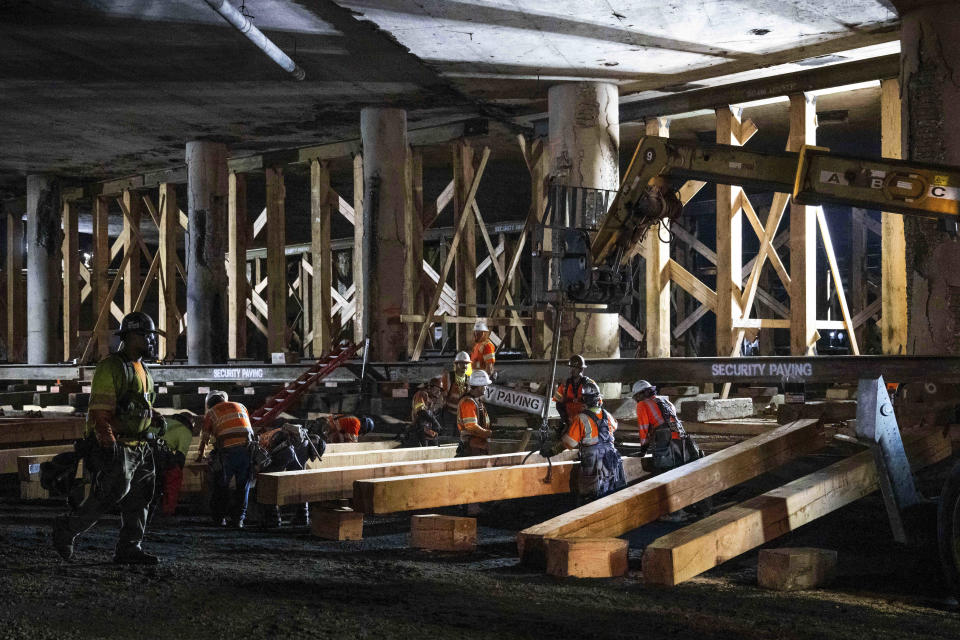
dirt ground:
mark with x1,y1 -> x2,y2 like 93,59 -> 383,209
1,446 -> 958,640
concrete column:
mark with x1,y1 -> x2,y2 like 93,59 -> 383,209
25,174 -> 61,364
898,1 -> 960,354
185,141 -> 229,364
547,82 -> 621,366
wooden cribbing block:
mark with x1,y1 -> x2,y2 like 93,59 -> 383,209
181,462 -> 207,493
353,456 -> 647,515
641,429 -> 951,586
757,548 -> 837,591
545,538 -> 628,578
410,514 -> 477,551
310,445 -> 459,469
311,508 -> 363,540
257,449 -> 579,505
0,417 -> 86,445
517,419 -> 824,565
0,444 -> 74,474
20,481 -> 50,500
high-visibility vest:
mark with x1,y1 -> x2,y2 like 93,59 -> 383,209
203,402 -> 253,449
562,407 -> 616,449
636,397 -> 682,443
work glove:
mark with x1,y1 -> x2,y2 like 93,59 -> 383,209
539,440 -> 564,459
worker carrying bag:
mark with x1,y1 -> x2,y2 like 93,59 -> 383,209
650,397 -> 704,472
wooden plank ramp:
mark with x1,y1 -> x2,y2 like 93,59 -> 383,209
258,449 -> 578,505
352,457 -> 649,515
517,419 -> 823,565
642,428 -> 951,586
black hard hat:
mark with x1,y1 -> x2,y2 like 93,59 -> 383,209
581,380 -> 602,406
115,311 -> 165,337
568,354 -> 586,368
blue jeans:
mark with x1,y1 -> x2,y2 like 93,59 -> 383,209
211,446 -> 252,523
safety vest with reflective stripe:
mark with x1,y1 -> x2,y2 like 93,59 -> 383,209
203,401 -> 254,450
636,396 -> 681,443
471,339 -> 496,370
457,396 -> 490,442
553,375 -> 599,419
562,407 -> 617,449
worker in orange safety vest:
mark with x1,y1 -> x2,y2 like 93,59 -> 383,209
325,414 -> 374,443
470,319 -> 496,376
196,390 -> 255,528
553,354 -> 599,429
456,370 -> 494,456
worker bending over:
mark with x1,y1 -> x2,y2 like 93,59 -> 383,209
457,370 -> 494,456
149,411 -> 195,520
196,390 -> 255,529
441,351 -> 472,423
325,414 -> 375,443
405,376 -> 444,447
470,319 -> 496,376
553,354 -> 598,430
541,381 -> 625,503
256,422 -> 324,527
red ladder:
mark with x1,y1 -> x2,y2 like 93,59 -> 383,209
249,341 -> 363,429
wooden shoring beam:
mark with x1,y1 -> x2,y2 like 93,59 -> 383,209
157,184 -> 180,359
851,208 -> 869,346
318,445 -> 459,469
880,78 -> 907,355
62,200 -> 80,361
0,417 -> 87,446
816,207 -> 860,354
5,209 -> 25,362
352,154 -> 365,344
423,180 -> 454,230
645,117 -> 672,357
642,429 -> 951,586
310,160 -> 333,356
91,197 -> 111,358
667,259 -> 717,311
265,167 -> 287,354
133,251 -> 161,312
452,141 -> 478,349
117,193 -> 163,315
714,107 -> 747,356
516,419 -> 822,565
852,298 -> 882,329
227,173 -> 248,360
789,93 -> 819,355
120,190 -> 141,314
79,247 -> 135,364
353,456 -> 647,515
258,450 -> 576,505
411,147 -> 490,360
404,148 -> 424,356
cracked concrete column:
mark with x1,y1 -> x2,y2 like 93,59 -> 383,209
360,107 -> 409,361
897,1 -> 960,354
547,82 -> 622,372
25,174 -> 61,364
185,141 -> 229,364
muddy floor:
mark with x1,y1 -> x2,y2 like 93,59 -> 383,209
1,446 -> 958,640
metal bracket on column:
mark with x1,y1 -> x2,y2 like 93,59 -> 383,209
854,376 -> 920,544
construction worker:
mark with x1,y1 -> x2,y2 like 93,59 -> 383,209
325,414 -> 375,443
196,390 -> 255,528
257,422 -> 324,527
471,319 -> 496,376
457,370 -> 494,456
441,351 -> 472,420
405,376 -> 444,447
632,379 -> 708,520
148,411 -> 195,520
52,311 -> 163,564
553,355 -> 598,429
541,380 -> 625,503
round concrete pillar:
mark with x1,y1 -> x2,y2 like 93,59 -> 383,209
547,83 -> 622,373
185,141 -> 229,364
899,3 -> 960,354
360,107 -> 409,361
25,174 -> 61,364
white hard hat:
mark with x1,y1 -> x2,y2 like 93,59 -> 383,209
631,380 -> 654,395
473,319 -> 489,332
454,351 -> 470,363
469,370 -> 492,387
205,389 -> 228,410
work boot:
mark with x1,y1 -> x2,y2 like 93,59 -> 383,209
52,516 -> 75,561
113,545 -> 159,565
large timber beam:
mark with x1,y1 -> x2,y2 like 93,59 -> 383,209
352,457 -> 647,514
258,449 -> 577,505
517,419 -> 823,565
315,445 -> 459,469
0,417 -> 86,446
642,429 -> 951,586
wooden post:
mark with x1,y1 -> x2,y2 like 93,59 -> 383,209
158,183 -> 180,360
851,207 -> 868,348
789,93 -> 818,355
715,107 -> 743,356
61,200 -> 79,361
121,189 -> 141,314
310,159 -> 332,356
5,209 -> 25,361
880,78 -> 907,355
92,196 -> 110,358
352,153 -> 365,344
645,117 -> 671,357
227,173 -> 247,360
452,141 -> 477,349
404,148 -> 424,357
266,167 -> 286,355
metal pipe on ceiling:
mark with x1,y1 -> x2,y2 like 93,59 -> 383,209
203,0 -> 306,81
